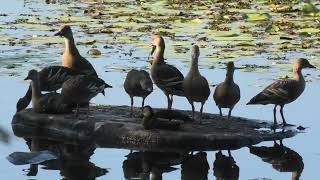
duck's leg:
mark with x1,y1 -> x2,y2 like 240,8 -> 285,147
219,107 -> 222,116
142,97 -> 145,108
130,96 -> 134,117
280,105 -> 287,125
166,94 -> 171,110
273,105 -> 277,125
228,149 -> 232,157
228,107 -> 233,119
200,102 -> 204,123
169,94 -> 173,110
190,102 -> 195,120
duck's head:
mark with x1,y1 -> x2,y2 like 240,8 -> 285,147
54,25 -> 73,38
24,69 -> 39,81
191,45 -> 200,61
150,34 -> 165,55
142,105 -> 154,118
295,58 -> 316,70
140,79 -> 153,93
226,61 -> 235,76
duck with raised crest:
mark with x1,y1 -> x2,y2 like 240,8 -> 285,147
213,62 -> 240,119
182,45 -> 210,122
61,75 -> 112,116
124,69 -> 153,116
150,34 -> 184,111
247,58 -> 316,125
24,69 -> 72,114
54,25 -> 98,77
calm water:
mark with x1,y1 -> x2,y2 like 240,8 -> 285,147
1,1 -> 320,180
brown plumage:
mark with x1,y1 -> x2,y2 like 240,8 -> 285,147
182,45 -> 210,122
150,34 -> 184,110
247,58 -> 316,125
142,106 -> 181,130
61,75 -> 112,116
16,66 -> 83,112
54,25 -> 98,77
124,69 -> 153,116
213,62 -> 240,118
24,69 -> 72,114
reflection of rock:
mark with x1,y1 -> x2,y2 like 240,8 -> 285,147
213,151 -> 239,180
181,152 -> 209,180
123,151 -> 184,180
250,141 -> 304,180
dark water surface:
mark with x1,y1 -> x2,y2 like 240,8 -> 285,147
1,1 -> 320,180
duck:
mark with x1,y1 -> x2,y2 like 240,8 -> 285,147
24,69 -> 72,114
124,69 -> 153,116
182,45 -> 210,122
16,66 -> 84,112
213,62 -> 240,118
150,34 -> 184,111
54,25 -> 98,77
61,75 -> 112,116
247,58 -> 315,125
142,106 -> 181,130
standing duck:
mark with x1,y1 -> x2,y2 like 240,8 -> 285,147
54,25 -> 98,77
150,34 -> 184,110
182,45 -> 210,122
61,75 -> 112,116
213,62 -> 240,118
16,66 -> 84,112
24,69 -> 72,114
124,69 -> 153,116
247,58 -> 315,125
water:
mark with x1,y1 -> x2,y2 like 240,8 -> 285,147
1,0 -> 320,179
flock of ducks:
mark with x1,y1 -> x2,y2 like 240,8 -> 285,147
16,25 -> 316,127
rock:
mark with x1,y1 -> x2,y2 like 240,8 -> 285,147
87,48 -> 101,56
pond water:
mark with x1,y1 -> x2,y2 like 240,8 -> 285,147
1,0 -> 320,179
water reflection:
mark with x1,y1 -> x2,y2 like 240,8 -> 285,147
181,152 -> 209,180
22,138 -> 108,180
213,150 -> 239,180
250,140 -> 304,180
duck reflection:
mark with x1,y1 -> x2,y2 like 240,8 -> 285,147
23,138 -> 107,180
213,150 -> 239,180
181,152 -> 209,180
250,140 -> 304,180
123,151 -> 186,180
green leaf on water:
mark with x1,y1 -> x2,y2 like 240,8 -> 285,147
244,13 -> 270,21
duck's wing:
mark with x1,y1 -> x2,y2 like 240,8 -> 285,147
77,57 -> 98,77
247,79 -> 296,105
153,63 -> 184,95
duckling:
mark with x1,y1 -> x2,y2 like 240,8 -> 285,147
124,69 -> 153,116
142,106 -> 181,130
150,34 -> 184,111
183,45 -> 210,122
213,62 -> 240,119
24,70 -> 72,114
247,58 -> 316,125
16,66 -> 83,112
61,75 -> 112,116
54,25 -> 98,77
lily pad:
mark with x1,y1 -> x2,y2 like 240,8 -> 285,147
244,13 -> 270,21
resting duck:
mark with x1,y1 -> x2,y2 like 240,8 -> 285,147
16,66 -> 82,112
183,45 -> 210,122
142,106 -> 181,130
61,75 -> 112,116
213,62 -> 240,118
24,70 -> 72,114
54,25 -> 98,77
124,69 -> 153,116
150,34 -> 184,110
247,58 -> 315,125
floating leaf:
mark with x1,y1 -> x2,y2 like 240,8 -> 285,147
244,13 -> 270,21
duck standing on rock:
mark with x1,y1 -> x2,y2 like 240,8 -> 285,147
150,34 -> 185,111
124,69 -> 153,116
61,75 -> 112,116
182,45 -> 210,122
16,66 -> 84,112
247,58 -> 316,125
24,69 -> 72,114
54,25 -> 98,77
213,62 -> 240,119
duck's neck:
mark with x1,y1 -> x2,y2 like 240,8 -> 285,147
30,77 -> 42,100
224,71 -> 234,84
153,45 -> 165,64
190,57 -> 200,74
293,67 -> 304,82
64,36 -> 80,56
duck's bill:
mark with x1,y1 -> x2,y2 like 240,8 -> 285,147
54,31 -> 62,36
308,64 -> 316,68
24,77 -> 30,80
